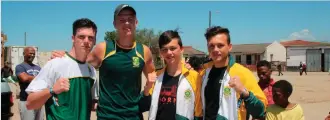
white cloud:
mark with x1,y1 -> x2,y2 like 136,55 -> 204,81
280,29 -> 316,41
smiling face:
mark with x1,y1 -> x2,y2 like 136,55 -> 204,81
24,47 -> 36,63
160,38 -> 183,65
207,33 -> 232,63
113,9 -> 138,38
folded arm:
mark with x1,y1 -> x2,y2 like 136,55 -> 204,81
16,65 -> 35,83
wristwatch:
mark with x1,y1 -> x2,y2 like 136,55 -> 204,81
50,88 -> 59,106
49,87 -> 55,96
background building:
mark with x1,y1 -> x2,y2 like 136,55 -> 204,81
231,40 -> 330,72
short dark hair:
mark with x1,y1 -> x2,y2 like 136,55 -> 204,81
188,56 -> 203,71
158,30 -> 182,48
73,18 -> 97,36
257,60 -> 271,69
273,80 -> 293,97
204,26 -> 231,44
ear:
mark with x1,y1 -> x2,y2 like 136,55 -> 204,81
71,35 -> 75,43
180,46 -> 184,54
113,20 -> 117,29
159,49 -> 163,58
228,43 -> 232,52
206,42 -> 211,54
135,19 -> 138,27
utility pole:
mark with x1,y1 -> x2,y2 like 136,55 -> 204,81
209,11 -> 220,28
24,32 -> 27,46
209,11 -> 211,28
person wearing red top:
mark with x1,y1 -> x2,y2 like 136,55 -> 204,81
257,60 -> 275,106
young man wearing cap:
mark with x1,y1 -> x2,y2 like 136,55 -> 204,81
51,4 -> 156,120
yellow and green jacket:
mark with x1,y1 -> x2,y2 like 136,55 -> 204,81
200,55 -> 268,120
148,62 -> 203,120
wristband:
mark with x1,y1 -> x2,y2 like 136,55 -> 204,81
49,87 -> 55,95
50,87 -> 59,106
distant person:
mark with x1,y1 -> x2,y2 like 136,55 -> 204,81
188,56 -> 204,73
15,47 -> 43,120
302,62 -> 307,75
299,62 -> 307,76
299,62 -> 302,73
266,80 -> 305,120
277,64 -> 283,76
257,60 -> 275,106
244,60 -> 275,120
1,61 -> 13,80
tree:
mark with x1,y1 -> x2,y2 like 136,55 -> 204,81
104,31 -> 117,41
104,28 -> 161,47
104,28 -> 164,69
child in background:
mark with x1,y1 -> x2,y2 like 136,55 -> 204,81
266,80 -> 304,120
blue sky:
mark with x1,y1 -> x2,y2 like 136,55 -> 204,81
2,1 -> 330,52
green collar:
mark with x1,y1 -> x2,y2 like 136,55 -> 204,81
65,52 -> 86,64
228,54 -> 235,68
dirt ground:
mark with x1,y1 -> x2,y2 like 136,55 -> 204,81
8,72 -> 330,120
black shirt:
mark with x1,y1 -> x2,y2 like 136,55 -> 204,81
277,65 -> 281,69
1,67 -> 13,78
156,72 -> 181,120
204,66 -> 227,120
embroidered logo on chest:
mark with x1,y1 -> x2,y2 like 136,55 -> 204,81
224,86 -> 231,97
132,57 -> 140,68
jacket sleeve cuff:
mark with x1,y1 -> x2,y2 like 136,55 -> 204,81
243,91 -> 266,118
138,92 -> 152,113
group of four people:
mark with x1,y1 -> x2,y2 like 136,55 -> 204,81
23,3 -> 310,120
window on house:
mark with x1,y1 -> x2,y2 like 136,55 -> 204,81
235,55 -> 241,63
256,54 -> 260,64
246,55 -> 252,65
270,54 -> 273,62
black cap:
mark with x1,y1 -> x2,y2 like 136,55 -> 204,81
114,4 -> 136,19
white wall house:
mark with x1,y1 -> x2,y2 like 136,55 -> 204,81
264,41 -> 286,62
286,46 -> 330,71
230,40 -> 330,72
231,42 -> 286,65
230,43 -> 269,66
282,40 -> 330,72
